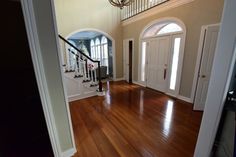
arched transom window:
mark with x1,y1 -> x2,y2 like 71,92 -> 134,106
143,22 -> 183,38
157,23 -> 182,35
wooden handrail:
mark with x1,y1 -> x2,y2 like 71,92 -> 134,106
58,35 -> 99,63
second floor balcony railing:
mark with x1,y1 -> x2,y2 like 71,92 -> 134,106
121,0 -> 169,21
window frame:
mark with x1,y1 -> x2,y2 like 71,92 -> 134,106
90,36 -> 109,74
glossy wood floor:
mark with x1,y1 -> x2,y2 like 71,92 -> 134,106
70,81 -> 203,157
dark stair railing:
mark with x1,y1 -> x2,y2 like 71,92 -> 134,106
121,0 -> 169,21
58,35 -> 103,92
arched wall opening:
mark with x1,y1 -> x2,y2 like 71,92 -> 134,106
64,28 -> 116,80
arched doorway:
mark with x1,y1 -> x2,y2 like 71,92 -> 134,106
65,29 -> 116,80
139,18 -> 186,97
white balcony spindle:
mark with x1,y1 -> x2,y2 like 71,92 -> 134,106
90,69 -> 94,86
74,60 -> 79,77
121,0 -> 168,20
83,61 -> 87,81
94,69 -> 98,85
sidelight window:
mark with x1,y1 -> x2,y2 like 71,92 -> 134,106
169,38 -> 181,90
141,42 -> 147,82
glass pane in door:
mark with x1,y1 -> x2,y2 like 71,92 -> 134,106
170,38 -> 181,90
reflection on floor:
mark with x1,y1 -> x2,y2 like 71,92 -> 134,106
70,81 -> 203,157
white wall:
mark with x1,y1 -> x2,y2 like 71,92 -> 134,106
194,0 -> 236,156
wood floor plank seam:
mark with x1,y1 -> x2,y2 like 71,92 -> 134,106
70,81 -> 203,157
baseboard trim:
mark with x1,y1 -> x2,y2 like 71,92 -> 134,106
68,91 -> 97,102
132,81 -> 146,87
193,106 -> 204,111
132,81 -> 192,103
114,77 -> 124,81
61,148 -> 77,157
177,95 -> 193,103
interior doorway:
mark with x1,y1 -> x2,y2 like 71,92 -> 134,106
64,29 -> 116,80
139,18 -> 186,97
1,1 -> 54,156
193,24 -> 220,111
123,39 -> 134,83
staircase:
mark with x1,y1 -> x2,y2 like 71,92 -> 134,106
59,35 -> 103,102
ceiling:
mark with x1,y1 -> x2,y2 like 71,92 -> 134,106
69,31 -> 102,40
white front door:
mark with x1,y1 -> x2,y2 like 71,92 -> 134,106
194,25 -> 220,110
147,36 -> 170,92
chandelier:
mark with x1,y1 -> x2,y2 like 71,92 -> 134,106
108,0 -> 133,9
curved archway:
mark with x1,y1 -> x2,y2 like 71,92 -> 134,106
65,28 -> 116,80
139,17 -> 186,97
140,17 -> 186,39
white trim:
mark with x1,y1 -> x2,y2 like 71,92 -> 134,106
20,1 -> 61,156
97,90 -> 106,96
191,23 -> 221,103
61,148 -> 76,157
138,17 -> 186,98
132,81 -> 146,87
68,92 -> 97,102
194,0 -> 236,155
122,0 -> 195,26
123,38 -> 135,83
195,37 -> 236,157
177,95 -> 193,103
166,33 -> 185,96
114,77 -> 125,81
50,0 -> 77,155
138,37 -> 149,86
64,28 -> 116,81
133,80 -> 192,103
191,25 -> 207,103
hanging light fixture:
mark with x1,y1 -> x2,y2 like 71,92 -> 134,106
108,0 -> 133,9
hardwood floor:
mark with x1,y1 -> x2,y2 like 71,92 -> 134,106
70,81 -> 203,157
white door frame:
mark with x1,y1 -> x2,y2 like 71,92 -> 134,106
191,23 -> 220,103
51,1 -> 77,156
194,0 -> 236,155
143,33 -> 184,95
123,38 -> 134,82
166,33 -> 185,97
65,28 -> 117,80
138,17 -> 186,97
21,0 -> 76,157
